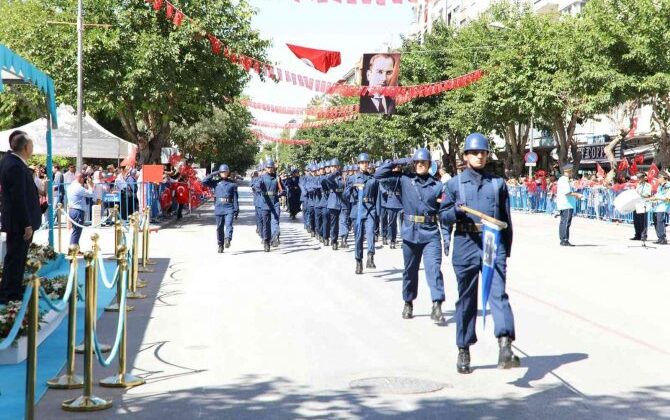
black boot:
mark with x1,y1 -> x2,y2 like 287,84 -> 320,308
271,238 -> 280,248
402,301 -> 413,319
382,238 -> 388,246
457,348 -> 472,374
390,241 -> 396,249
332,241 -> 338,250
224,238 -> 231,248
366,254 -> 376,269
218,245 -> 224,254
311,232 -> 316,237
430,301 -> 445,324
324,239 -> 330,246
355,259 -> 363,275
264,242 -> 271,252
341,239 -> 349,248
497,336 -> 521,369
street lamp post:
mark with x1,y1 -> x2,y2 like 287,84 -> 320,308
76,0 -> 84,171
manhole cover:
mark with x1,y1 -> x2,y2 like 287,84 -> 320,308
349,377 -> 448,395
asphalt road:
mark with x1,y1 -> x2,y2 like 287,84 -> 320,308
37,184 -> 670,419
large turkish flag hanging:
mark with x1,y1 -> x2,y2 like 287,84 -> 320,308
286,44 -> 341,73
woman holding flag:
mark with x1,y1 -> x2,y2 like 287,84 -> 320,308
439,133 -> 520,375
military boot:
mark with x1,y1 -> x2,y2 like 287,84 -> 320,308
430,301 -> 445,324
389,241 -> 396,249
224,238 -> 231,248
355,259 -> 363,274
366,254 -> 376,269
382,238 -> 388,246
341,239 -> 349,248
311,232 -> 316,238
402,302 -> 413,319
457,348 -> 472,374
497,336 -> 521,369
218,245 -> 224,254
324,239 -> 330,246
271,238 -> 280,248
332,241 -> 338,251
263,242 -> 271,252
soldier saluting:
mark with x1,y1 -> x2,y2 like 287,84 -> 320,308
440,133 -> 520,374
203,164 -> 239,253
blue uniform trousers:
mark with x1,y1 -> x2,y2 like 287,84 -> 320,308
69,208 -> 85,246
260,209 -> 272,242
215,214 -> 234,245
315,206 -> 324,237
354,217 -> 376,260
329,209 -> 340,240
379,207 -> 388,238
385,209 -> 400,242
321,207 -> 330,240
270,203 -> 280,240
339,209 -> 350,240
401,239 -> 445,303
255,206 -> 263,238
303,203 -> 310,229
453,258 -> 515,349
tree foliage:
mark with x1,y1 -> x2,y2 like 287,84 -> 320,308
0,0 -> 268,164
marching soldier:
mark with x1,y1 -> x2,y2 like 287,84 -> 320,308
319,161 -> 332,246
347,153 -> 379,274
439,133 -> 519,374
251,159 -> 283,252
313,163 -> 325,242
203,164 -> 239,253
375,149 -> 446,323
379,159 -> 403,249
285,168 -> 302,220
324,158 -> 346,250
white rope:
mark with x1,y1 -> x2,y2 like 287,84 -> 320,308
96,251 -> 119,289
64,211 -> 112,229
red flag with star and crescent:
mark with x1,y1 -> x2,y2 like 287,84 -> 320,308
286,44 -> 341,73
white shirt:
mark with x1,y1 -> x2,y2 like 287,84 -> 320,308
66,182 -> 94,211
63,171 -> 76,185
556,176 -> 576,210
635,183 -> 652,214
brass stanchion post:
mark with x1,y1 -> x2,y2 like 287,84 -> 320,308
100,245 -> 145,388
47,245 -> 84,389
139,208 -> 154,273
105,223 -> 134,312
62,251 -> 112,412
56,203 -> 63,253
76,234 -> 110,354
127,216 -> 146,299
24,259 -> 41,420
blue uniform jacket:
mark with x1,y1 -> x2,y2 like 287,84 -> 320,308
299,176 -> 308,202
375,162 -> 442,244
439,168 -> 513,265
285,177 -> 301,201
346,171 -> 378,219
315,175 -> 328,208
324,171 -> 348,210
380,176 -> 403,210
251,173 -> 282,211
203,173 -> 239,215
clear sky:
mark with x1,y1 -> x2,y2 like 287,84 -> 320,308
243,0 -> 415,132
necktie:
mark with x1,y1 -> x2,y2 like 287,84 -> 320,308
376,98 -> 384,113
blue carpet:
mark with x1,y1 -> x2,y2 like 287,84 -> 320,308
0,260 -> 118,420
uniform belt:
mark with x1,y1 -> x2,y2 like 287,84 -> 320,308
455,222 -> 482,233
218,197 -> 233,203
362,197 -> 373,203
264,192 -> 275,197
394,192 -> 401,196
354,183 -> 365,190
405,215 -> 436,224
334,188 -> 344,193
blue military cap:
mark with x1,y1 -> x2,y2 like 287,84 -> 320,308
317,162 -> 324,170
357,153 -> 370,163
413,148 -> 431,161
265,159 -> 276,168
463,133 -> 490,152
384,159 -> 392,164
331,158 -> 340,166
218,164 -> 230,172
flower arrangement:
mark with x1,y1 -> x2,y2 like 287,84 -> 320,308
41,275 -> 68,301
27,244 -> 57,266
0,300 -> 44,342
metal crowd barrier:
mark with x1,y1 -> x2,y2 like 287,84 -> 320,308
508,185 -> 668,224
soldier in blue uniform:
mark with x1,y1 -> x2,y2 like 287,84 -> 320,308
251,169 -> 264,241
286,168 -> 302,220
375,149 -> 446,323
319,161 -> 332,246
439,133 -> 519,374
203,164 -> 239,253
379,159 -> 403,249
312,163 -> 325,242
347,153 -> 379,274
323,158 -> 347,250
251,159 -> 283,252
303,164 -> 316,235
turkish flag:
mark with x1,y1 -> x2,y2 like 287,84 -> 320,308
159,189 -> 173,210
647,163 -> 660,180
596,163 -> 605,178
286,44 -> 342,73
630,160 -> 639,175
173,183 -> 190,205
618,157 -> 629,172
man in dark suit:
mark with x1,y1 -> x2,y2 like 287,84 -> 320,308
359,53 -> 398,116
0,130 -> 42,303
359,95 -> 396,115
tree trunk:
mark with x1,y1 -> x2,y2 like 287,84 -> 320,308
504,122 -> 528,178
553,113 -> 579,176
651,94 -> 670,169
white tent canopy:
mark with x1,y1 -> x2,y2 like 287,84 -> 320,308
0,104 -> 134,160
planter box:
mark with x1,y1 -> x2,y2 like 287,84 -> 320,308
0,308 -> 68,365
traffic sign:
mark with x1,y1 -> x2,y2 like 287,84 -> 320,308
524,151 -> 539,163
525,162 -> 537,167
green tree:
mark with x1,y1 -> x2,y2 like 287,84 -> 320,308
171,104 -> 258,174
0,0 -> 269,163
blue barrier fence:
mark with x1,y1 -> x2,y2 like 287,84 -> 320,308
508,186 -> 668,225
